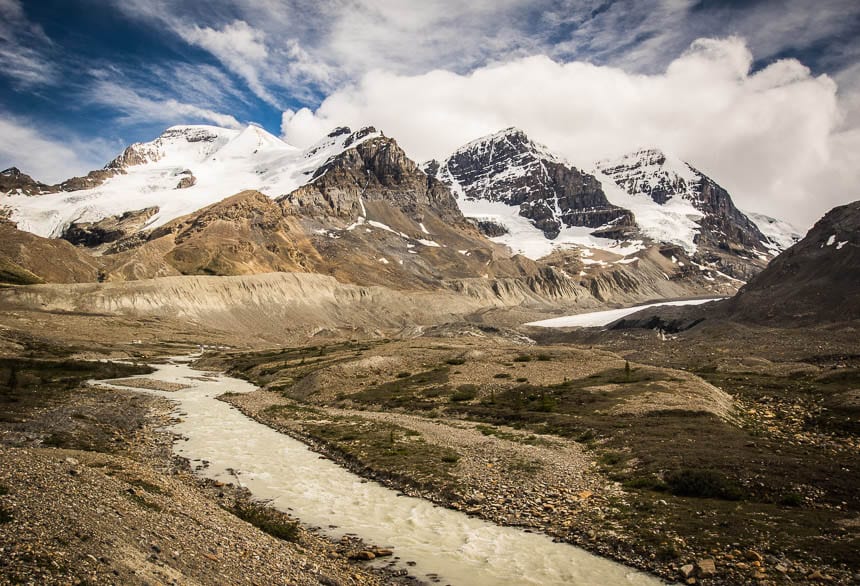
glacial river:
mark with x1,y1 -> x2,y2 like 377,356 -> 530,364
104,357 -> 664,585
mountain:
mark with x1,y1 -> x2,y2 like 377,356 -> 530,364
719,200 -> 860,324
743,211 -> 802,253
429,130 -> 788,283
609,200 -> 859,331
595,148 -> 773,279
1,124 -> 753,305
426,128 -> 633,240
2,124 -> 381,239
0,167 -> 53,196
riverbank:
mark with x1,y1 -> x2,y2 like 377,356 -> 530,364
0,357 -> 405,585
207,333 -> 860,585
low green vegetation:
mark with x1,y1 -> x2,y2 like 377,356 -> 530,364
232,500 -> 300,542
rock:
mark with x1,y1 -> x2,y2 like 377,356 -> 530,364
350,551 -> 375,561
807,570 -> 834,582
372,548 -> 393,557
680,564 -> 696,579
696,558 -> 716,576
744,549 -> 763,562
176,174 -> 197,189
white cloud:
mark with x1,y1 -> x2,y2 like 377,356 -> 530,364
281,37 -> 855,229
0,115 -> 118,183
0,0 -> 57,87
88,80 -> 242,129
179,20 -> 280,107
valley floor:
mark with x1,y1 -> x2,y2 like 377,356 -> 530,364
201,326 -> 860,586
0,316 -> 857,585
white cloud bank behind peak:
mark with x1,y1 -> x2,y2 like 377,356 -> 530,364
282,37 -> 858,230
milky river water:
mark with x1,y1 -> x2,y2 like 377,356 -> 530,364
104,357 -> 664,585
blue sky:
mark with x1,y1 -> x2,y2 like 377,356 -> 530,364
1,0 -> 859,226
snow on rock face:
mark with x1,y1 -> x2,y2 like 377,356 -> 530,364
596,148 -> 770,257
429,127 -> 634,242
744,211 -> 803,253
597,149 -> 701,206
6,124 -> 380,238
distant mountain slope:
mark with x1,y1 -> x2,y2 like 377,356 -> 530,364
429,129 -> 789,283
743,211 -> 802,253
720,200 -> 860,323
596,148 -> 771,258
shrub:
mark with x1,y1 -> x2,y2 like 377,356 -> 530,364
233,500 -> 300,541
664,468 -> 743,500
536,354 -> 552,361
513,355 -> 532,363
396,371 -> 411,379
446,358 -> 466,365
451,384 -> 478,402
778,492 -> 804,507
493,373 -> 511,379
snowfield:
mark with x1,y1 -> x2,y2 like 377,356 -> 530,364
525,297 -> 723,328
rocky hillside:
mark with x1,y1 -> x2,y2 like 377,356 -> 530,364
720,200 -> 860,324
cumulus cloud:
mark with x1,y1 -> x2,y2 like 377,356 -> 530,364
282,37 -> 855,229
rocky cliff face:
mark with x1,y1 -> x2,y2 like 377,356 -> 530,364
62,207 -> 159,248
0,167 -> 53,196
286,130 -> 463,224
429,128 -> 633,238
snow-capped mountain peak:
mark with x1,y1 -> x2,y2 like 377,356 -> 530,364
4,124 -> 382,238
108,125 -> 241,170
429,127 -> 635,256
596,148 -> 702,206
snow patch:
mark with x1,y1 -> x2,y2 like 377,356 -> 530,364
526,298 -> 723,328
457,198 -> 643,260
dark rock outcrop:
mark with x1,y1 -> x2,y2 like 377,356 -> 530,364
285,130 -> 464,224
62,207 -> 159,248
0,167 -> 53,196
433,128 -> 633,239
